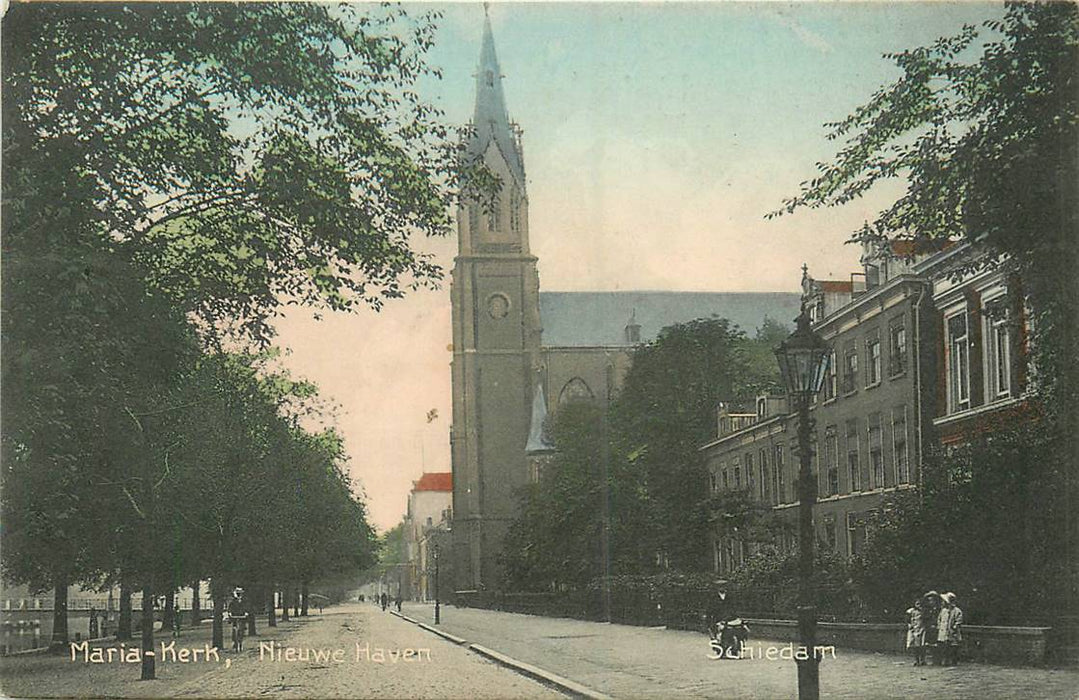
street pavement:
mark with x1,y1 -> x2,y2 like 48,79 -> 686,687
0,602 -> 563,699
400,602 -> 1079,699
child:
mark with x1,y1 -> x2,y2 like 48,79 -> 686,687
906,599 -> 926,666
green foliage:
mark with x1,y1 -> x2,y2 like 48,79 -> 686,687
610,317 -> 779,571
503,317 -> 790,591
851,421 -> 1074,625
502,402 -> 608,591
3,2 -> 459,346
772,1 -> 1078,623
774,1 -> 1078,421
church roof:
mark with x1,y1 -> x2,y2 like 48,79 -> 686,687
539,291 -> 802,348
413,472 -> 452,493
465,12 -> 526,186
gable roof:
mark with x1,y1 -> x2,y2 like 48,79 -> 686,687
539,291 -> 802,348
413,472 -> 452,493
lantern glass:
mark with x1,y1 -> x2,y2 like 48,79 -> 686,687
774,311 -> 830,400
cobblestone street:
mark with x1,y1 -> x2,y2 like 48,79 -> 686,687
0,603 -> 561,699
401,602 -> 1079,699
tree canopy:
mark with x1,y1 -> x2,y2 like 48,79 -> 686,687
1,1 -> 455,671
773,1 -> 1078,417
503,317 -> 790,590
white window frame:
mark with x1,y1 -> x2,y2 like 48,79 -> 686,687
983,295 -> 1012,401
946,308 -> 971,414
866,333 -> 882,387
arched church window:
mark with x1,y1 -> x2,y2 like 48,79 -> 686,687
468,201 -> 479,235
488,199 -> 500,234
510,185 -> 521,234
558,377 -> 594,405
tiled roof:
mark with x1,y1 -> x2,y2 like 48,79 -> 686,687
818,280 -> 853,292
539,291 -> 802,347
413,472 -> 452,492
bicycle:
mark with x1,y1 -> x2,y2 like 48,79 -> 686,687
229,613 -> 247,652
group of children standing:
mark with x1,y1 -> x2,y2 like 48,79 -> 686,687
906,590 -> 964,666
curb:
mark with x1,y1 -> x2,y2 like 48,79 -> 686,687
467,643 -> 613,700
390,609 -> 612,700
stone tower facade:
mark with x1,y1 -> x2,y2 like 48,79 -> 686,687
449,14 -> 542,590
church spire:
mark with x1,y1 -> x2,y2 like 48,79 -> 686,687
467,10 -> 525,186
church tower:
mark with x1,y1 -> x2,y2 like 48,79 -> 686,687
449,12 -> 543,590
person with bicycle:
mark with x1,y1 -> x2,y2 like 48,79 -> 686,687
228,587 -> 248,652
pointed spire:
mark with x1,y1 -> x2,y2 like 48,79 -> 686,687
525,382 -> 554,455
467,9 -> 525,185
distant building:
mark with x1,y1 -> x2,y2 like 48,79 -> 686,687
449,14 -> 801,590
405,473 -> 452,601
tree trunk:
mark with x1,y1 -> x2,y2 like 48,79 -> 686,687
292,587 -> 299,618
211,587 -> 225,650
280,588 -> 290,621
117,583 -> 133,640
49,573 -> 69,651
140,582 -> 155,680
162,590 -> 175,632
301,582 -> 309,617
190,581 -> 201,627
267,586 -> 277,627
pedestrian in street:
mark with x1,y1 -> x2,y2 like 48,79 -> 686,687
905,598 -> 927,666
937,592 -> 963,666
922,590 -> 942,664
394,594 -> 402,613
380,592 -> 388,611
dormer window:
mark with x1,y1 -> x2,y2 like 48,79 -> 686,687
756,397 -> 767,418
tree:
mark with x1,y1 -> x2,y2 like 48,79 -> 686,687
502,402 -> 610,591
3,2 -> 461,347
610,317 -> 777,571
773,0 -> 1078,624
2,2 -> 449,665
773,2 -> 1077,418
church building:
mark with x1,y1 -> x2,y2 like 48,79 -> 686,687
449,15 -> 802,590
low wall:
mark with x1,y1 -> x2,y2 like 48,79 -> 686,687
746,619 -> 1051,666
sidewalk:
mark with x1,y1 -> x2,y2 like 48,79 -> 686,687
0,604 -> 563,699
400,602 -> 1079,699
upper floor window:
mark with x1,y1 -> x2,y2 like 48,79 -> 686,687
868,413 -> 884,489
846,419 -> 861,492
756,397 -> 768,418
823,350 -> 838,401
866,333 -> 882,386
744,453 -> 754,489
889,321 -> 907,376
758,448 -> 770,503
892,407 -> 909,485
773,444 -> 786,503
947,311 -> 971,413
824,430 -> 839,497
842,347 -> 858,395
984,298 -> 1011,401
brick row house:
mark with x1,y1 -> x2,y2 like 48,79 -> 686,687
701,240 -> 1030,574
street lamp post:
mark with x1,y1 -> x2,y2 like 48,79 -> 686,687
774,304 -> 830,700
433,544 -> 441,625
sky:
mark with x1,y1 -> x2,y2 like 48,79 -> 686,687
272,1 -> 1006,533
